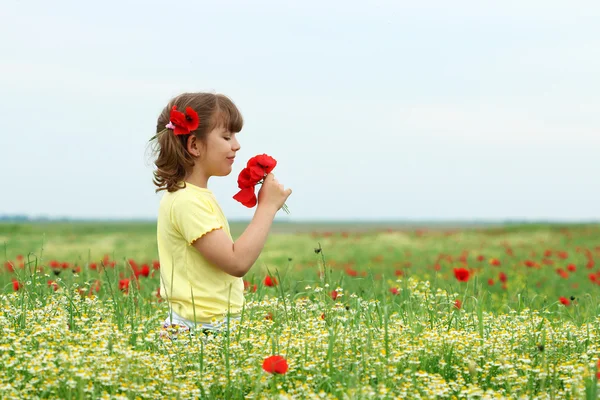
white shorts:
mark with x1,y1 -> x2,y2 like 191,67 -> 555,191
161,310 -> 240,333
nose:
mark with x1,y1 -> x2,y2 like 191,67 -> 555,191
232,136 -> 241,152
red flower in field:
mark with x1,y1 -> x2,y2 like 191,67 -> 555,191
476,255 -> 485,262
135,264 -> 150,278
320,312 -> 326,320
524,260 -> 537,268
264,276 -> 277,287
586,260 -> 595,269
265,312 -> 273,320
119,278 -> 130,293
544,250 -> 553,257
489,258 -> 501,266
453,268 -> 470,282
92,280 -> 101,293
557,251 -> 568,259
152,260 -> 160,270
4,261 -> 14,273
89,262 -> 97,270
168,106 -> 200,135
16,254 -> 23,261
499,272 -> 507,283
262,355 -> 288,374
556,268 -> 569,279
12,278 -> 22,291
330,290 -> 339,300
394,269 -> 404,277
567,264 -> 576,272
390,287 -> 399,295
559,296 -> 570,306
47,280 -> 59,291
487,278 -> 494,286
345,267 -> 358,277
453,299 -> 462,309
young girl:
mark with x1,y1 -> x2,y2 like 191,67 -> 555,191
150,92 -> 291,334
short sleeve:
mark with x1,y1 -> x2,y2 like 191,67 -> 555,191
171,194 -> 223,245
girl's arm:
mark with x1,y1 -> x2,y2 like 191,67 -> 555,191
192,204 -> 277,277
192,174 -> 291,277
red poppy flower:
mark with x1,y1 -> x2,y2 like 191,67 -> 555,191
389,287 -> 399,295
264,276 -> 277,287
262,355 -> 288,374
47,280 -> 59,291
4,261 -> 14,273
247,154 -> 277,181
489,258 -> 501,266
169,106 -> 200,135
119,278 -> 130,293
499,272 -> 507,283
556,268 -> 569,279
453,299 -> 462,309
487,278 -> 494,286
237,167 -> 258,189
233,187 -> 257,208
12,278 -> 22,291
567,263 -> 576,272
233,154 -> 288,214
330,290 -> 339,300
453,268 -> 470,282
559,296 -> 570,306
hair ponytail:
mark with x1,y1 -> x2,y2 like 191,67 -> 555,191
150,92 -> 243,193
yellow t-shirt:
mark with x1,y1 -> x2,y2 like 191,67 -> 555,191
157,181 -> 244,323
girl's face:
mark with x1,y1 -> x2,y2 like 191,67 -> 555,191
196,126 -> 241,177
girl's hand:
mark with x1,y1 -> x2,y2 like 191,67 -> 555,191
257,173 -> 292,212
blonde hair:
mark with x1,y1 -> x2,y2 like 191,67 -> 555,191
150,92 -> 243,193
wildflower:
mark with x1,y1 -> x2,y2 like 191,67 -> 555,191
264,276 -> 277,287
556,268 -> 569,279
559,296 -> 570,306
489,258 -> 501,266
453,268 -> 470,282
4,261 -> 14,273
499,272 -> 507,283
454,299 -> 462,309
566,264 -> 576,272
119,279 -> 130,293
12,278 -> 22,291
47,280 -> 59,291
389,288 -> 399,295
262,355 -> 288,374
487,278 -> 494,286
330,290 -> 339,300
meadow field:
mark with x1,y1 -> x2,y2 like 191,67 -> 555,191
1,221 -> 599,399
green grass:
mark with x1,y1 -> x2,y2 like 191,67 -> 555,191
1,222 -> 599,399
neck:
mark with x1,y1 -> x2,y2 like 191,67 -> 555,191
185,168 -> 210,189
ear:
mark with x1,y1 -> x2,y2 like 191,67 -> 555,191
186,135 -> 203,158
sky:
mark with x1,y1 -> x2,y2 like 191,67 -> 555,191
1,0 -> 599,221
